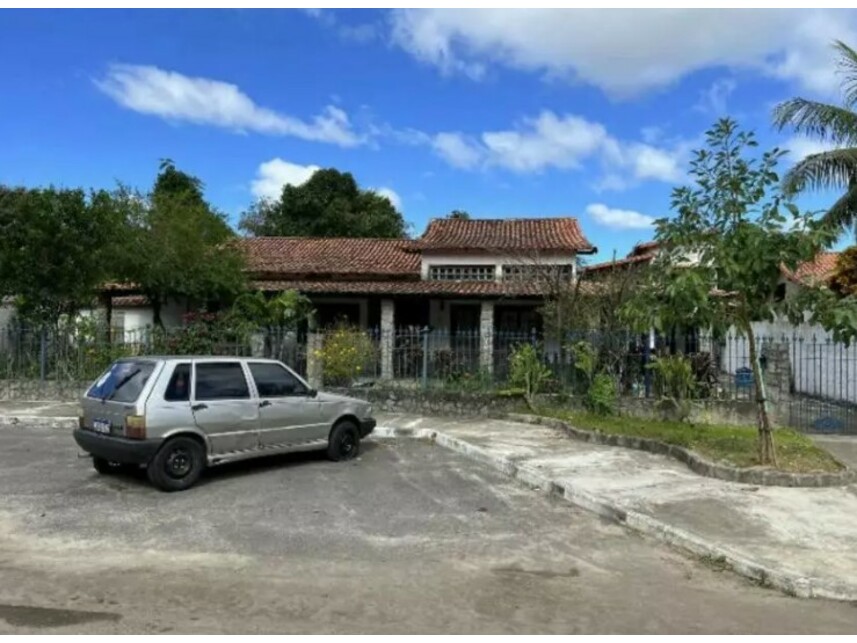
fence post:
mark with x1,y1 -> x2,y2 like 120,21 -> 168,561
39,327 -> 47,383
643,328 -> 654,398
421,327 -> 430,389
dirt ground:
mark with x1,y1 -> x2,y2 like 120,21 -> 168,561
0,424 -> 856,634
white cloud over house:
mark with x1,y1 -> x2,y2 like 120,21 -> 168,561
586,203 -> 656,230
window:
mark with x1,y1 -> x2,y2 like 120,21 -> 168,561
429,265 -> 495,281
87,360 -> 156,403
194,362 -> 250,401
164,363 -> 191,402
249,362 -> 308,397
503,264 -> 573,281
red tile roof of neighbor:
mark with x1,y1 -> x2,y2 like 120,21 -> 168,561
783,252 -> 841,285
415,217 -> 596,253
241,237 -> 420,277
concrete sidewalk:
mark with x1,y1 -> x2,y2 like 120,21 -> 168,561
375,414 -> 857,602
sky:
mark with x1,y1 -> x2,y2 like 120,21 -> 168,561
1,8 -> 856,262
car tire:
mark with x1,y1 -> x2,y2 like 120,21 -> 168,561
146,436 -> 206,492
327,421 -> 360,462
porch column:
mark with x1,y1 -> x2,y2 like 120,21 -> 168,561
380,299 -> 395,379
480,300 -> 495,375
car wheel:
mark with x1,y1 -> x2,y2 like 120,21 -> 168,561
327,421 -> 360,462
146,436 -> 205,492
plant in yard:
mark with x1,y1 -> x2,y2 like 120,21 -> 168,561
649,353 -> 696,421
623,118 -> 857,467
585,372 -> 617,415
313,325 -> 377,387
232,289 -> 313,359
508,343 -> 552,409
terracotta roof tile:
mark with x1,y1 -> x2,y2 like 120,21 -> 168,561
583,253 -> 654,274
416,217 -> 595,253
249,279 -> 594,298
783,252 -> 840,285
112,295 -> 149,308
240,237 -> 420,277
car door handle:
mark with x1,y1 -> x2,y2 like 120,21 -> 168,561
259,400 -> 272,408
191,403 -> 208,411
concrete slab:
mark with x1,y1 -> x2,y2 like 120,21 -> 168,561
377,413 -> 857,601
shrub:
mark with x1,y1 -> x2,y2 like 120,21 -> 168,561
508,343 -> 552,408
314,325 -> 377,386
649,353 -> 696,421
585,372 -> 617,415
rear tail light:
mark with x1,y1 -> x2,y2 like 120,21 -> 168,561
125,415 -> 146,439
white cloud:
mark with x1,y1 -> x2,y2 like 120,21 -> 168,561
389,9 -> 857,98
251,158 -> 320,200
783,136 -> 841,163
695,78 -> 737,115
431,132 -> 484,169
96,64 -> 364,147
424,109 -> 688,187
372,187 -> 402,210
586,203 -> 656,230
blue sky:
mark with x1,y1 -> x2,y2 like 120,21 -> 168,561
1,8 -> 855,262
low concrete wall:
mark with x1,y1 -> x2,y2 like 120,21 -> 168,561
328,387 -> 527,417
0,380 -> 88,401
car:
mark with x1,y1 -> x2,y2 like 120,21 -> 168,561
73,356 -> 376,492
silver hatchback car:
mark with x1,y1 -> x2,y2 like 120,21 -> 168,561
74,356 -> 376,491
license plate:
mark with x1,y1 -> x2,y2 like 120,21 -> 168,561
92,419 -> 111,434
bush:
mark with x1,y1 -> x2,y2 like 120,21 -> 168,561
585,372 -> 617,415
509,343 -> 552,408
314,325 -> 377,386
649,353 -> 695,421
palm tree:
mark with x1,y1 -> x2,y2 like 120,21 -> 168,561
773,40 -> 857,239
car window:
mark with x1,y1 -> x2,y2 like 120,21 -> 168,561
194,362 -> 250,401
164,363 -> 191,402
249,362 -> 307,397
87,360 -> 156,403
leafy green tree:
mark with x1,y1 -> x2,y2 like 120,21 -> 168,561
623,119 -> 850,466
117,162 -> 246,327
239,168 -> 406,238
773,40 -> 857,239
447,209 -> 471,219
0,186 -> 124,326
231,289 -> 314,360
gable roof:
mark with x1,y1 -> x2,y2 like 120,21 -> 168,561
783,252 -> 840,286
416,217 -> 595,253
241,237 -> 420,278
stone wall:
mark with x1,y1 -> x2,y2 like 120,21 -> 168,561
327,386 -> 527,417
0,380 -> 89,401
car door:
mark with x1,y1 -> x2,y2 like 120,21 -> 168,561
248,361 -> 325,449
192,360 -> 260,455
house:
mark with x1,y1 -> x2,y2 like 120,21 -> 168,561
101,217 -> 596,376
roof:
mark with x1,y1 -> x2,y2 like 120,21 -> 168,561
249,279 -> 598,298
628,240 -> 659,257
783,252 -> 840,286
111,295 -> 149,308
584,253 -> 654,274
415,217 -> 595,253
240,237 -> 420,278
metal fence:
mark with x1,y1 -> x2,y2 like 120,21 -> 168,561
4,323 -> 857,433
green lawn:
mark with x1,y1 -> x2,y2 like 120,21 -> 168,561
535,408 -> 843,473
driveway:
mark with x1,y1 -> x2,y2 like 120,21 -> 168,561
0,424 -> 856,634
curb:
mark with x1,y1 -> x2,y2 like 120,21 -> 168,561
374,424 -> 857,602
506,413 -> 857,488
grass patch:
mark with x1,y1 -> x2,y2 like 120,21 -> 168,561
536,407 -> 843,474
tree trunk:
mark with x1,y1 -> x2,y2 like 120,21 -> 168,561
152,298 -> 164,329
745,328 -> 777,467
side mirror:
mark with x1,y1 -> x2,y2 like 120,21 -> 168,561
308,388 -> 318,398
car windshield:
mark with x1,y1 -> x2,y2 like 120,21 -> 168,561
86,360 -> 157,403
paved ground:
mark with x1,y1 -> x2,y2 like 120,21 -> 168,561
811,435 -> 857,470
1,424 -> 857,633
377,414 -> 857,601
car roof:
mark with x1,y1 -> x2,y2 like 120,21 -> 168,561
116,356 -> 285,363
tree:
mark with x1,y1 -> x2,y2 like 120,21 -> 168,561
447,209 -> 471,219
623,119 -> 846,466
0,186 -> 125,326
231,289 -> 314,358
117,162 -> 247,327
773,40 -> 857,240
238,168 -> 406,238
829,247 -> 857,296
